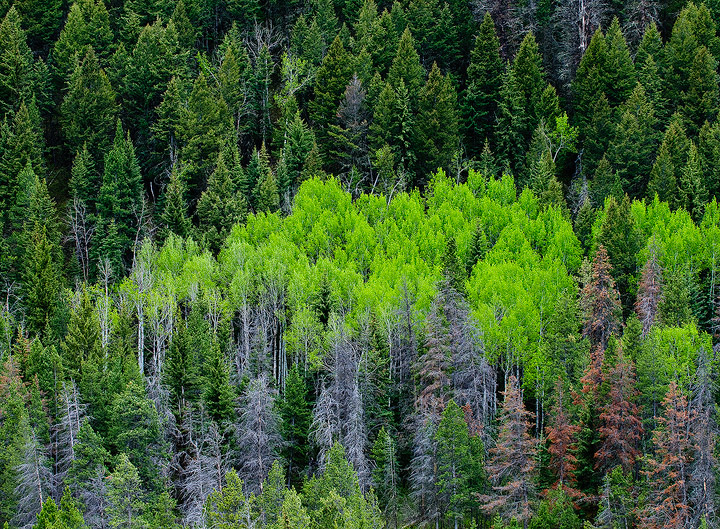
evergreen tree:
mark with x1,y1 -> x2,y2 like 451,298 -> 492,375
62,287 -> 101,383
572,28 -> 607,135
96,121 -> 143,265
196,151 -> 247,252
679,141 -> 708,223
69,144 -> 98,211
370,427 -> 399,525
603,18 -> 636,108
52,0 -> 113,84
592,156 -> 623,207
202,341 -> 234,424
582,94 -> 613,178
160,165 -> 190,240
415,63 -> 458,180
479,375 -> 537,527
310,35 -> 353,151
60,48 -> 118,164
435,400 -> 474,528
582,245 -> 622,352
607,83 -> 659,198
545,380 -> 580,493
465,222 -> 488,274
698,120 -> 720,199
283,111 -> 316,194
681,46 -> 719,136
106,455 -> 147,529
278,364 -> 311,488
597,195 -> 641,315
23,223 -> 60,337
462,12 -> 503,157
387,27 -> 424,106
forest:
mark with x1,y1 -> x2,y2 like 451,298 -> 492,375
2,0 -> 720,527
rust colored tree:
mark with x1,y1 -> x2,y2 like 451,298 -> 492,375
479,375 -> 537,529
596,350 -> 643,474
545,378 -> 580,495
582,245 -> 622,353
639,381 -> 691,529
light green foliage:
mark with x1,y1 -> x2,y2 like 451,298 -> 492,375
107,455 -> 147,529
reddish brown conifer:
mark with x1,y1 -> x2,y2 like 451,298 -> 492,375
480,375 -> 537,528
545,378 -> 581,495
639,381 -> 691,529
635,244 -> 663,337
582,245 -> 622,352
596,350 -> 643,474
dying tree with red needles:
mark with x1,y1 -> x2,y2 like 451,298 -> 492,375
545,378 -> 580,495
639,381 -> 691,529
635,243 -> 663,337
479,375 -> 537,529
596,350 -> 643,474
582,245 -> 622,352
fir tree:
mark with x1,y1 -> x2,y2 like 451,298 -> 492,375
479,375 -> 537,528
545,379 -> 580,494
22,223 -> 60,337
160,165 -> 190,241
678,142 -> 708,223
106,454 -> 147,529
681,46 -> 719,136
462,12 -> 503,157
603,18 -> 636,108
581,245 -> 622,352
592,156 -> 623,207
202,341 -> 234,424
69,144 -> 98,211
387,27 -> 424,106
278,364 -> 311,488
60,48 -> 117,164
635,244 -> 663,337
0,7 -> 43,115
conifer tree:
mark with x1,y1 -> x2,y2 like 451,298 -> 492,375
607,83 -> 659,198
463,12 -> 503,156
596,351 -> 642,474
415,63 -> 458,181
681,45 -> 719,136
255,169 -> 280,214
283,111 -> 316,193
698,120 -> 720,199
62,287 -> 101,383
69,144 -> 98,211
310,35 -> 353,150
0,7 -> 43,115
387,28 -> 424,106
196,151 -> 247,252
278,364 -> 311,488
678,141 -> 708,223
545,379 -> 580,494
465,222 -> 488,274
639,381 -> 692,529
370,427 -> 399,525
635,244 -> 663,337
604,18 -> 636,108
583,94 -> 613,178
202,341 -> 234,424
582,245 -> 622,352
96,121 -> 143,266
572,28 -> 607,136
52,0 -> 113,84
160,165 -> 190,241
60,48 -> 118,164
65,421 -> 109,529
106,454 -> 147,529
480,375 -> 537,528
592,156 -> 623,207
23,223 -> 60,337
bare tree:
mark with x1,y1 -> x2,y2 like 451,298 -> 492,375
13,424 -> 53,529
553,0 -> 606,85
53,381 -> 86,494
236,374 -> 281,495
636,242 -> 663,337
67,198 -> 94,283
409,415 -> 440,528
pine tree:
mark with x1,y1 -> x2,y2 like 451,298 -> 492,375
681,46 -> 719,136
607,83 -> 659,198
178,72 -> 231,197
202,341 -> 234,424
62,287 -> 101,383
597,195 -> 642,315
678,141 -> 708,223
583,94 -> 613,178
0,7 -> 43,115
596,350 -> 642,474
107,454 -> 147,529
462,12 -> 503,157
109,381 -> 164,490
96,121 -> 143,266
639,381 -> 692,529
603,18 -> 636,108
387,27 -> 424,106
648,141 -> 678,205
283,111 -> 316,194
635,244 -> 663,337
415,63 -> 458,181
22,223 -> 60,337
310,35 -> 353,152
255,168 -> 280,214
370,427 -> 399,525
435,400 -> 474,529
160,165 -> 190,240
465,222 -> 488,274
592,156 -> 623,207
278,364 -> 311,488
60,48 -> 118,164
479,375 -> 537,528
196,151 -> 247,252
545,379 -> 580,493
698,120 -> 720,199
573,28 -> 607,135
69,144 -> 98,211
66,421 -> 109,529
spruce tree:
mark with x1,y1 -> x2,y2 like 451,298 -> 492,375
387,27 -> 424,105
23,223 -> 60,337
106,454 -> 147,529
572,28 -> 607,135
278,364 -> 311,488
310,35 -> 353,151
698,120 -> 720,199
604,18 -> 636,108
60,48 -> 118,164
681,46 -> 719,136
196,151 -> 247,252
415,63 -> 459,180
202,341 -> 235,424
679,141 -> 708,223
592,156 -> 623,207
463,12 -> 503,157
0,7 -> 42,115
607,83 -> 659,198
96,121 -> 143,263
160,165 -> 190,240
583,93 -> 613,178
68,144 -> 98,210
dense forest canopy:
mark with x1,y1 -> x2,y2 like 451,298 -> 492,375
3,0 -> 720,528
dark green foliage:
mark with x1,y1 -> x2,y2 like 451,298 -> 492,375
202,341 -> 235,424
160,165 -> 190,240
463,13 -> 503,157
279,364 -> 311,487
678,141 -> 708,223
